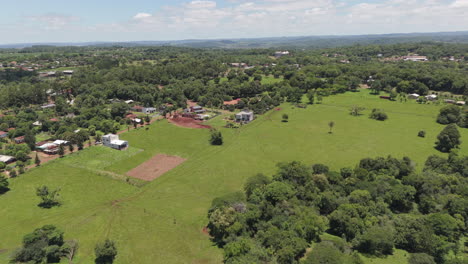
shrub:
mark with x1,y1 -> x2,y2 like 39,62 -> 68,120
369,109 -> 388,121
282,114 -> 289,122
209,129 -> 223,145
418,130 -> 426,137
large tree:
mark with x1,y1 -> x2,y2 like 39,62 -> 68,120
95,239 -> 117,264
435,124 -> 461,152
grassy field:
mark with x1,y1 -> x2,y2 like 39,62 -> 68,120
1,91 -> 467,263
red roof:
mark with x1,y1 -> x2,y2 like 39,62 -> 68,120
8,128 -> 15,131
126,114 -> 137,119
0,131 -> 7,135
50,118 -> 59,122
132,105 -> 143,110
15,136 -> 25,140
36,141 -> 48,146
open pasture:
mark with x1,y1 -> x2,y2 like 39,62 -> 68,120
1,91 -> 467,263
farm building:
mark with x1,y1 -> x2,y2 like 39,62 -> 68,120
14,136 -> 25,144
0,155 -> 15,164
236,110 -> 254,123
190,106 -> 206,114
0,131 -> 8,138
425,94 -> 438,101
408,93 -> 420,99
102,134 -> 129,150
142,107 -> 157,114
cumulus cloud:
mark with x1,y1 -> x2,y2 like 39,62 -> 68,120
3,0 -> 468,43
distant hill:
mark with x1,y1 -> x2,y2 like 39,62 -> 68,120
2,31 -> 468,49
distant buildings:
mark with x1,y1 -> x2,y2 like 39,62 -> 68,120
274,51 -> 290,58
408,93 -> 420,99
425,94 -> 438,101
403,55 -> 428,62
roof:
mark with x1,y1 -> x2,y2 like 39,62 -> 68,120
50,118 -> 59,122
0,155 -> 15,163
53,140 -> 68,145
111,140 -> 128,146
132,105 -> 144,110
0,131 -> 7,135
15,136 -> 25,140
236,110 -> 254,116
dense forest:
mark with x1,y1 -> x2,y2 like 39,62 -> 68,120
208,154 -> 468,264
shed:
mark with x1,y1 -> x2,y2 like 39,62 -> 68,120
0,155 -> 15,164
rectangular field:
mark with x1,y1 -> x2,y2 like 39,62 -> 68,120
126,154 -> 186,181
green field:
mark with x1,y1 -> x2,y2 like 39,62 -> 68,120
1,92 -> 467,263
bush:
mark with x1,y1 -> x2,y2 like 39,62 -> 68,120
95,239 -> 117,264
354,226 -> 394,256
282,114 -> 289,122
312,163 -> 329,174
209,129 -> 223,145
409,253 -> 436,264
369,109 -> 388,121
418,130 -> 426,138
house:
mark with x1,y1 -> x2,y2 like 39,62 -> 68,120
456,101 -> 466,106
0,155 -> 15,164
14,136 -> 25,144
235,110 -> 254,123
142,107 -> 157,114
0,131 -> 8,138
425,94 -> 438,101
63,70 -> 74,75
444,99 -> 456,104
53,140 -> 69,146
131,105 -> 144,112
102,134 -> 129,150
274,51 -> 290,58
404,55 -> 428,62
41,104 -> 56,109
37,143 -> 58,152
190,106 -> 206,114
408,93 -> 420,99
32,121 -> 42,126
124,100 -> 134,104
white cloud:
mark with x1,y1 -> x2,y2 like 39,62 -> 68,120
133,13 -> 152,20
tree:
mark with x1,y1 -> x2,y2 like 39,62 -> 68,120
282,114 -> 289,122
144,115 -> 151,125
437,105 -> 462,125
354,225 -> 395,256
435,124 -> 461,152
349,105 -> 365,116
209,129 -> 223,145
369,108 -> 388,121
307,91 -> 315,104
9,169 -> 17,178
35,152 -> 41,167
418,130 -> 426,138
24,130 -> 36,151
0,173 -> 9,194
328,121 -> 335,134
312,163 -> 329,174
68,144 -> 74,153
77,141 -> 84,150
58,144 -> 65,157
244,173 -> 271,198
36,185 -> 61,208
95,239 -> 117,264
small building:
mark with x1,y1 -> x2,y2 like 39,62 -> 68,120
102,134 -> 129,150
235,110 -> 254,123
456,101 -> 466,106
142,107 -> 157,114
408,93 -> 420,99
63,70 -> 74,75
0,155 -> 15,164
190,106 -> 206,114
444,99 -> 456,104
0,131 -> 8,138
53,140 -> 69,146
41,104 -> 56,109
124,100 -> 134,104
32,121 -> 43,126
14,136 -> 25,144
131,105 -> 144,112
274,51 -> 290,58
404,55 -> 428,62
425,94 -> 438,101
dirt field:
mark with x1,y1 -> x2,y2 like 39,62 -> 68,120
126,154 -> 186,181
169,116 -> 212,129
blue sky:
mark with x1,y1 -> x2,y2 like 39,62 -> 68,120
1,0 -> 468,44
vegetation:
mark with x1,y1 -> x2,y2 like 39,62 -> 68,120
435,124 -> 461,152
369,109 -> 388,121
95,239 -> 117,264
209,129 -> 223,145
36,185 -> 61,208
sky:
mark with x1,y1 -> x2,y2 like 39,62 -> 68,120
1,0 -> 468,44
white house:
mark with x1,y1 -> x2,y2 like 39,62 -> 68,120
404,56 -> 428,62
235,110 -> 254,123
102,134 -> 128,150
275,51 -> 290,57
456,101 -> 466,106
142,107 -> 157,114
408,93 -> 420,99
53,140 -> 69,146
0,155 -> 15,164
425,94 -> 438,101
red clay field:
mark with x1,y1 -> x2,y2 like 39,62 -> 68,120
126,154 -> 186,181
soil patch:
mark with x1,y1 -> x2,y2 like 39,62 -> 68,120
169,116 -> 212,129
127,154 -> 186,181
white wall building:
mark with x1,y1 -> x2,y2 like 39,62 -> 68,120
102,134 -> 129,150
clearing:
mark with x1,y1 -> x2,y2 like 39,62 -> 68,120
127,154 -> 186,181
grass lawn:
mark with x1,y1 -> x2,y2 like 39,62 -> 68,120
1,91 -> 467,263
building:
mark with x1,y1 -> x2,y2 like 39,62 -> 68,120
408,93 -> 420,99
124,100 -> 134,104
444,99 -> 456,104
425,94 -> 438,101
0,155 -> 15,164
456,101 -> 466,106
131,105 -> 144,112
189,106 -> 206,114
14,136 -> 25,144
53,140 -> 69,146
0,131 -> 8,138
41,104 -> 56,109
235,110 -> 254,123
404,56 -> 428,62
102,134 -> 129,150
63,70 -> 74,75
32,121 -> 42,126
142,107 -> 157,114
275,51 -> 290,58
